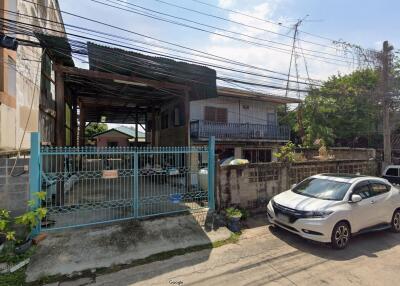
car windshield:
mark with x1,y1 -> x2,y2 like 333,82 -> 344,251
292,178 -> 351,201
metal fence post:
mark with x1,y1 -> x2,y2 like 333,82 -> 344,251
29,132 -> 41,236
208,136 -> 215,210
133,151 -> 139,218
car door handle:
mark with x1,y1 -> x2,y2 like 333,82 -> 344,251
370,200 -> 375,204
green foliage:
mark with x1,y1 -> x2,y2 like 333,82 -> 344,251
0,192 -> 47,244
0,247 -> 36,286
277,105 -> 297,136
85,123 -> 108,138
15,207 -> 47,232
225,207 -> 242,218
0,210 -> 15,242
15,192 -> 47,241
238,207 -> 249,220
274,141 -> 296,163
0,245 -> 36,264
0,268 -> 26,286
284,69 -> 380,147
393,51 -> 400,105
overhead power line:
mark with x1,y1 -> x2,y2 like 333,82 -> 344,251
3,19 -> 309,97
148,0 -> 343,51
0,12 -> 324,86
108,0 -> 352,60
89,0 -> 356,65
189,0 -> 352,44
20,0 -> 323,82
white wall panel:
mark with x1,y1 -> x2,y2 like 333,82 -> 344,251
190,96 -> 277,125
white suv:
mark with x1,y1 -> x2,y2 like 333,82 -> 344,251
267,174 -> 400,249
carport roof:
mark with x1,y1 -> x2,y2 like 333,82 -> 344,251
37,34 -> 217,123
40,36 -> 218,124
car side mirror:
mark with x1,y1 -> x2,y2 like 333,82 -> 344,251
351,194 -> 362,203
291,184 -> 297,189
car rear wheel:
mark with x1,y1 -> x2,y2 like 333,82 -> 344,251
331,222 -> 350,249
391,210 -> 400,233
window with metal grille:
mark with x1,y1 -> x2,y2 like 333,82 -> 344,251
243,148 -> 272,163
204,106 -> 227,123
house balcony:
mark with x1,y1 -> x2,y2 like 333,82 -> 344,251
190,120 -> 290,142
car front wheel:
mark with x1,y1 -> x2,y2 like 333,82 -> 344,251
391,209 -> 400,233
331,222 -> 350,249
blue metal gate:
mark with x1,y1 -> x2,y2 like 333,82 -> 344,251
29,133 -> 215,232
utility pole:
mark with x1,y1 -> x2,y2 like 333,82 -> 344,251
284,21 -> 300,98
284,15 -> 308,98
381,41 -> 393,168
285,16 -> 308,142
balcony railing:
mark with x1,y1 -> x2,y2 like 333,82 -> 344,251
190,120 -> 290,141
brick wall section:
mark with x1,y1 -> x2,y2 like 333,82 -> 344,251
0,158 -> 29,216
217,162 -> 285,210
217,159 -> 379,211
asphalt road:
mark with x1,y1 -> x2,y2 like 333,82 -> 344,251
88,216 -> 400,286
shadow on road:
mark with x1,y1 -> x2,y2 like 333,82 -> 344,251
269,224 -> 400,260
243,214 -> 270,229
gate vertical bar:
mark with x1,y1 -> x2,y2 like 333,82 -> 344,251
208,136 -> 215,210
29,132 -> 41,236
133,151 -> 139,218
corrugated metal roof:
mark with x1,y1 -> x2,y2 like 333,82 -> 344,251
115,126 -> 145,138
93,126 -> 145,139
35,33 -> 74,67
217,87 -> 303,104
87,43 -> 217,100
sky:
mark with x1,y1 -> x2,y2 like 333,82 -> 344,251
58,0 -> 400,99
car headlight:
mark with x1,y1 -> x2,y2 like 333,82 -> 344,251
303,210 -> 333,218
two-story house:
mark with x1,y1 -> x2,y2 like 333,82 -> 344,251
190,87 -> 301,163
29,37 -> 300,163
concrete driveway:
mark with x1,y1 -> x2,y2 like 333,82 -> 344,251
86,215 -> 400,286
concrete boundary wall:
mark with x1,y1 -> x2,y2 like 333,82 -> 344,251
217,159 -> 379,211
297,147 -> 376,161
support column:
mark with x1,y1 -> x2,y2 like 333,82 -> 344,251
79,103 -> 86,147
208,136 -> 216,210
184,89 -> 190,146
135,109 -> 139,145
71,95 -> 78,146
55,69 -> 65,147
151,106 -> 156,146
29,132 -> 41,236
55,69 -> 65,206
381,41 -> 393,169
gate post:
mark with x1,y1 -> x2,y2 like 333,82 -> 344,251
29,132 -> 41,236
208,136 -> 216,210
133,151 -> 139,218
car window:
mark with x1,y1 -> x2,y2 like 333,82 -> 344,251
353,183 -> 373,199
370,183 -> 390,196
386,168 -> 399,176
292,178 -> 351,201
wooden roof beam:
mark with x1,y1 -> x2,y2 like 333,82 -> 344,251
55,65 -> 190,92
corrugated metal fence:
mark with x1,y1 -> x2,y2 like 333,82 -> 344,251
29,133 -> 215,233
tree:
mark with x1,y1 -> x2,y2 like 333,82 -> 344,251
85,123 -> 108,138
285,69 -> 380,147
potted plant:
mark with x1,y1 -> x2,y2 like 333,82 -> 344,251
14,192 -> 47,254
225,207 -> 242,233
0,209 -> 16,253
